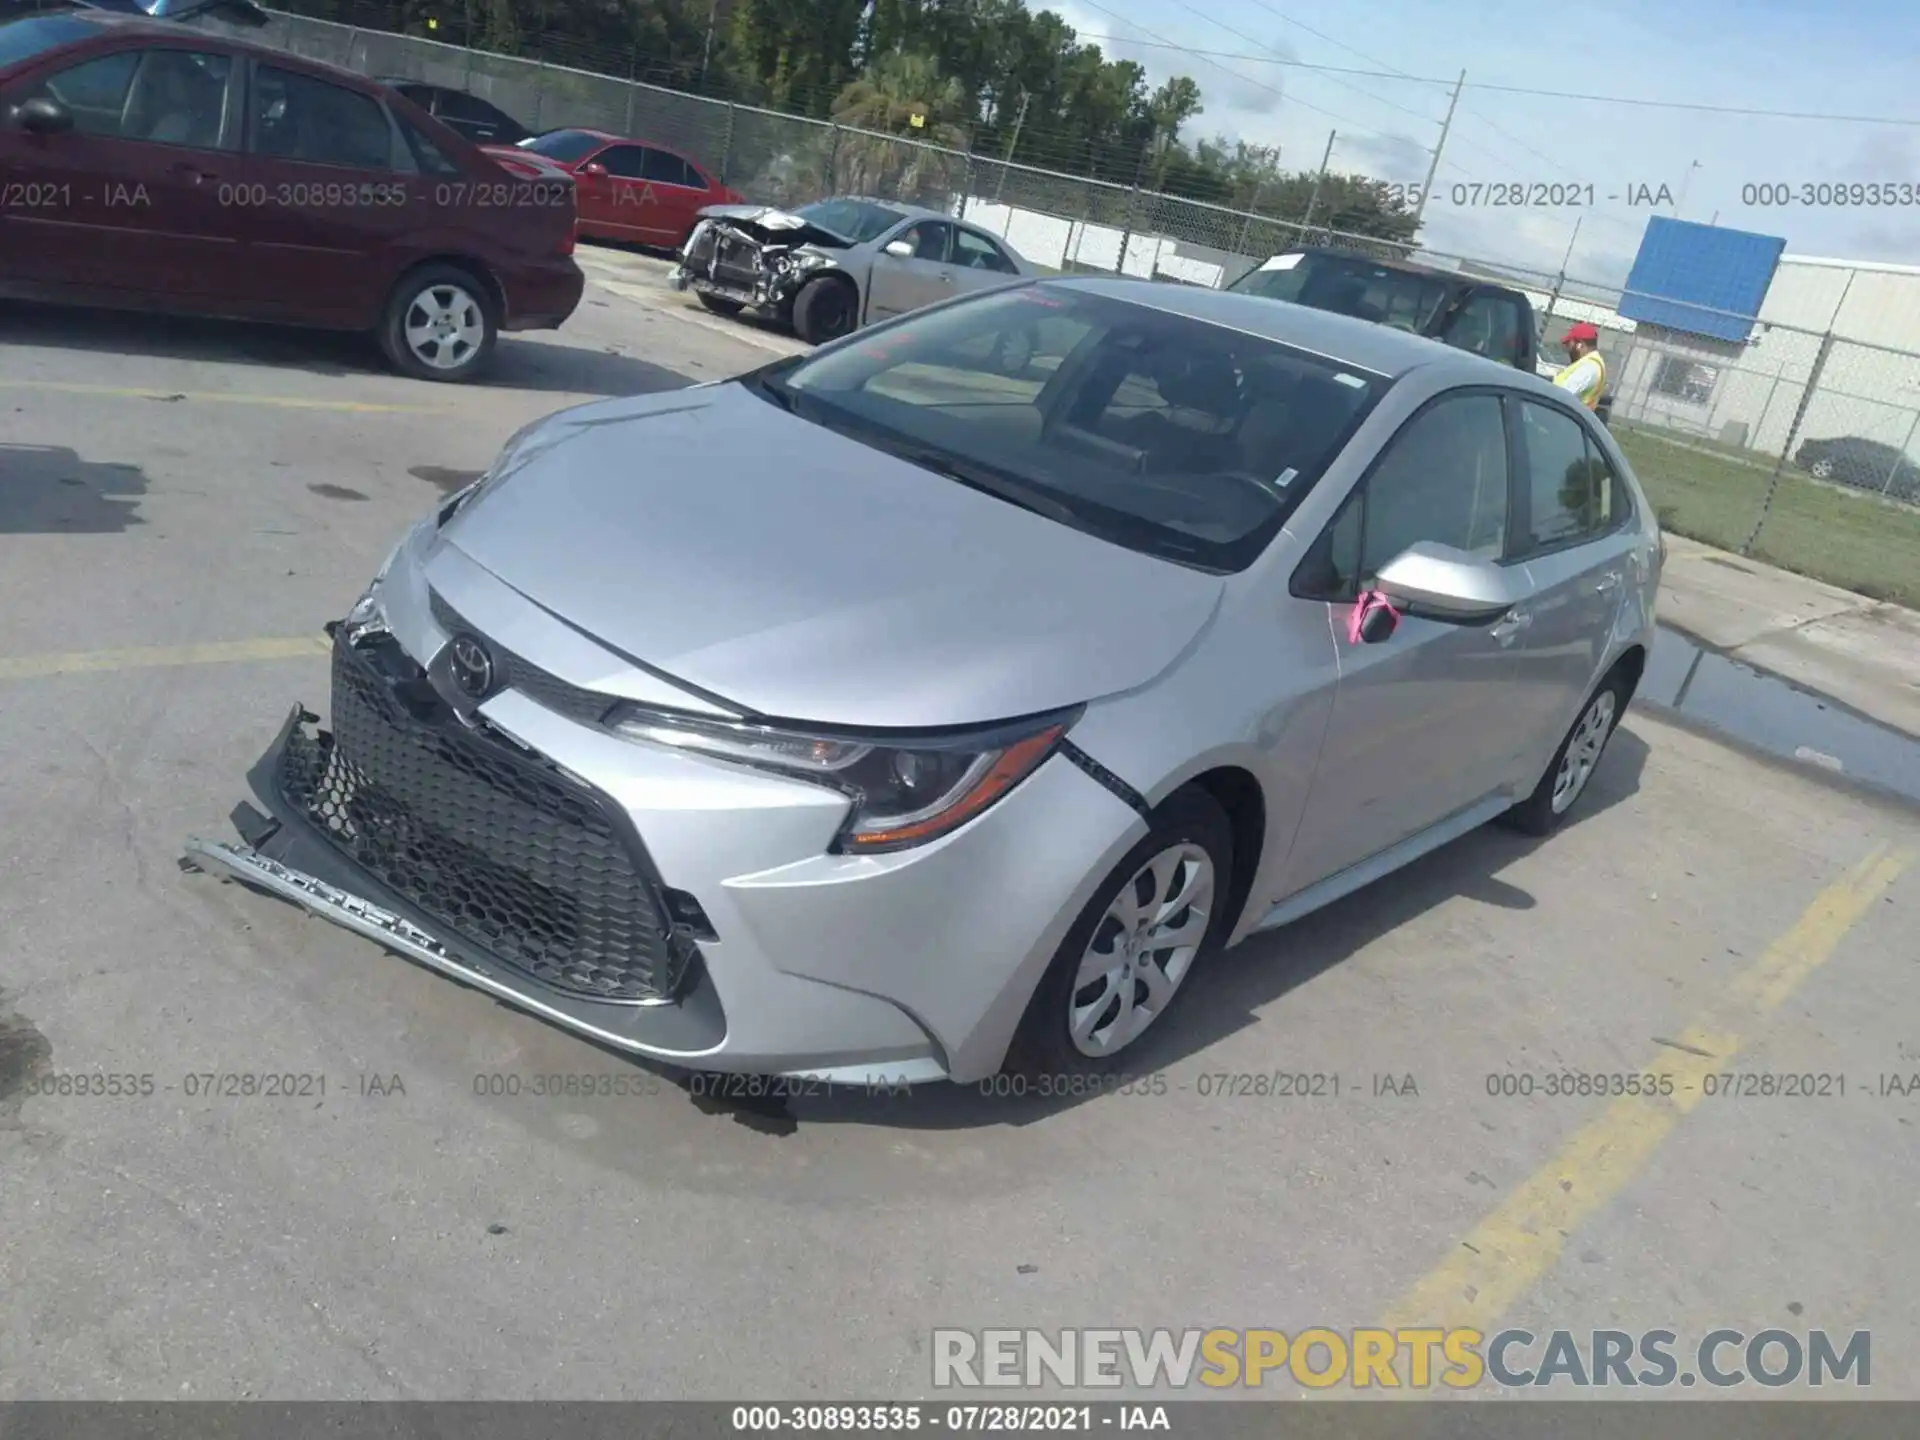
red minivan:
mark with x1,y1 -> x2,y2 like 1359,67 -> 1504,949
0,11 -> 584,381
506,128 -> 742,249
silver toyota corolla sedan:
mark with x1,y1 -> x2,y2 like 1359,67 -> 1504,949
185,277 -> 1662,1089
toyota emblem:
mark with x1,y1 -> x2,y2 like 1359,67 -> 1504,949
448,633 -> 495,699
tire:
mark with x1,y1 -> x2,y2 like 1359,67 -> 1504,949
1499,670 -> 1628,837
378,263 -> 497,383
1003,787 -> 1234,1079
696,292 -> 744,318
1809,458 -> 1835,480
992,324 -> 1036,375
792,274 -> 857,345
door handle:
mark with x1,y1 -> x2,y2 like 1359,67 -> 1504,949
1489,608 -> 1532,644
1590,572 -> 1622,595
938,272 -> 953,283
168,162 -> 215,185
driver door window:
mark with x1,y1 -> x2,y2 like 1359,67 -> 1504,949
1300,392 -> 1511,600
1442,294 -> 1524,365
39,48 -> 232,147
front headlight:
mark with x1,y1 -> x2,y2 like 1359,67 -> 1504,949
342,535 -> 405,642
604,705 -> 1081,853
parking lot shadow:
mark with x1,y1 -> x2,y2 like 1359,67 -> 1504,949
0,302 -> 365,377
488,337 -> 692,397
774,724 -> 1655,1132
0,444 -> 146,534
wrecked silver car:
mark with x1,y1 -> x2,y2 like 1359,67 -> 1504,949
670,195 -> 1037,344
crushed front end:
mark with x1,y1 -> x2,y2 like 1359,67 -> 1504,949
670,209 -> 843,314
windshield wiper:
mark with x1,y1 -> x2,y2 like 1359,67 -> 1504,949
884,443 -> 1079,525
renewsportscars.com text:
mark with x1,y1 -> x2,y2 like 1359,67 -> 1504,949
931,1327 -> 1871,1389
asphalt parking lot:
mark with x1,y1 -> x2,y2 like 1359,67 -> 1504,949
2,250 -> 1918,1401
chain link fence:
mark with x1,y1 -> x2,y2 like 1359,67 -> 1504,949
250,12 -> 1919,604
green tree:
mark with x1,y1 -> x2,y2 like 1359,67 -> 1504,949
826,52 -> 970,203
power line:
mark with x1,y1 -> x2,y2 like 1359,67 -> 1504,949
1232,0 -> 1443,126
1165,0 -> 1442,130
1070,0 -> 1366,132
1039,30 -> 1920,125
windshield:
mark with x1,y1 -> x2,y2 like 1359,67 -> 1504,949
0,14 -> 97,68
517,129 -> 603,163
793,198 -> 907,245
1232,252 -> 1452,333
761,284 -> 1386,572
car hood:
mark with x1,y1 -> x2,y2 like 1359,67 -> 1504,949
694,204 -> 851,249
435,384 -> 1224,729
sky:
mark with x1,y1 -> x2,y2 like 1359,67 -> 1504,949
1040,0 -> 1920,287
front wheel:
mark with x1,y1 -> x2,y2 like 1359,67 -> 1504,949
1808,458 -> 1836,480
1004,788 -> 1234,1079
378,264 -> 496,382
792,274 -> 857,345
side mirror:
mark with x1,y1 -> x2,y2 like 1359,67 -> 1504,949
883,239 -> 914,259
1373,541 -> 1525,623
12,96 -> 73,136
579,161 -> 608,178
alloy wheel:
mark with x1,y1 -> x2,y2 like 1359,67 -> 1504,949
1809,458 -> 1835,479
1550,689 -> 1618,815
404,283 -> 487,372
1068,843 -> 1215,1058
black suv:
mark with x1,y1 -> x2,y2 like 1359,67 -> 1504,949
1229,246 -> 1540,373
377,79 -> 532,145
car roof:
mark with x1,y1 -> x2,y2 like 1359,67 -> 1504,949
827,195 -> 953,222
1279,244 -> 1530,294
52,11 -> 380,80
1049,276 -> 1545,383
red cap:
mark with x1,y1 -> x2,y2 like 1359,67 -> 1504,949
1562,322 -> 1600,343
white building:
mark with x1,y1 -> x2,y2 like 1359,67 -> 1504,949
1611,255 -> 1920,457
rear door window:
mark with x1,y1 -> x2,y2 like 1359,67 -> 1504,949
250,64 -> 395,170
640,147 -> 697,186
953,227 -> 1018,274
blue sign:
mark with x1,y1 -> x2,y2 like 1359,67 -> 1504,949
1619,217 -> 1785,343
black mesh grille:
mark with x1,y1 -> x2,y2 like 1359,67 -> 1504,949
428,590 -> 615,727
279,635 -> 696,1004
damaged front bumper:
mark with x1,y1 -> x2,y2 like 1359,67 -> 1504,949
179,625 -> 962,1085
669,217 -> 819,312
183,691 -> 732,1063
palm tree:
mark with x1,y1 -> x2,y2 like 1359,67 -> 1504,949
824,52 -> 969,203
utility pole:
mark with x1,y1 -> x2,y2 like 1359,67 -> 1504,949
1300,129 -> 1336,236
1410,69 -> 1464,231
700,0 -> 718,88
993,91 -> 1030,203
1546,215 -> 1581,324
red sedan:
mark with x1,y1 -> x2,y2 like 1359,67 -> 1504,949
507,128 -> 743,249
0,11 -> 583,381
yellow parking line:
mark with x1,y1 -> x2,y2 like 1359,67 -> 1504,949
0,378 -> 441,413
1378,840 -> 1914,1334
0,636 -> 328,681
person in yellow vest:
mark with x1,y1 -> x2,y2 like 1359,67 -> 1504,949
1553,322 -> 1607,410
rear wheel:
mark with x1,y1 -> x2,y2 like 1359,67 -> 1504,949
378,263 -> 496,383
696,293 -> 744,317
792,274 -> 857,345
1809,457 -> 1836,480
1004,788 -> 1234,1079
